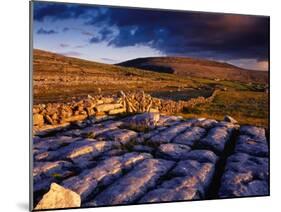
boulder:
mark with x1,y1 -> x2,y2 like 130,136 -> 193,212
124,112 -> 160,131
33,114 -> 44,126
34,183 -> 81,210
108,107 -> 126,115
224,115 -> 238,124
64,115 -> 87,123
95,103 -> 123,112
149,108 -> 159,113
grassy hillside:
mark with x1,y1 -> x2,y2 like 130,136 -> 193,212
118,57 -> 268,84
33,49 -> 195,103
180,90 -> 268,127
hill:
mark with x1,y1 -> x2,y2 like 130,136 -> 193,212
118,57 -> 268,84
33,49 -> 197,103
33,49 -> 267,104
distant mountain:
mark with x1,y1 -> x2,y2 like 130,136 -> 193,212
118,57 -> 268,84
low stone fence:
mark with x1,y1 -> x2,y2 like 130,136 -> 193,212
33,90 -> 219,130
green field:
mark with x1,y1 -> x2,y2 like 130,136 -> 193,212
179,90 -> 268,128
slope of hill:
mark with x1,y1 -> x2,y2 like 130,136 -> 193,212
118,57 -> 268,84
33,49 -> 197,103
33,49 -> 267,104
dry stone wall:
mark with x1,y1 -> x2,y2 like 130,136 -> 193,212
33,90 -> 219,132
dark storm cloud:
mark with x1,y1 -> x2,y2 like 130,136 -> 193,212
93,9 -> 269,61
33,2 -> 108,23
37,28 -> 58,34
34,2 -> 269,61
89,28 -> 114,43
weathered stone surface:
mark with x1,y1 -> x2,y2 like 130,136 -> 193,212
135,127 -> 167,143
92,159 -> 174,206
139,176 -> 201,203
32,113 -> 269,208
101,120 -> 124,128
174,149 -> 218,164
80,125 -> 117,138
61,129 -> 86,137
97,129 -> 138,144
62,153 -> 151,202
95,103 -> 123,112
66,141 -> 121,160
35,183 -> 81,210
98,149 -> 125,159
33,160 -> 74,193
156,115 -> 183,127
171,160 -> 216,189
194,118 -> 217,129
198,127 -> 233,154
33,160 -> 73,179
124,112 -> 160,131
240,126 -> 267,142
234,135 -> 268,157
140,158 -> 216,203
140,149 -> 218,203
172,127 -> 206,147
219,153 -> 269,197
149,122 -> 193,144
33,136 -> 81,152
156,143 -> 191,160
34,139 -> 96,161
132,145 -> 154,153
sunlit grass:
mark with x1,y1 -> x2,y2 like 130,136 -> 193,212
179,91 -> 268,127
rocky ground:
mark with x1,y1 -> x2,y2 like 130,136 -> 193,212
33,90 -> 218,133
33,112 -> 269,210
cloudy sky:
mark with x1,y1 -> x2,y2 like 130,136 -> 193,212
33,1 -> 269,71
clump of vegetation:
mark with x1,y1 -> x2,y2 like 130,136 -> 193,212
51,173 -> 63,180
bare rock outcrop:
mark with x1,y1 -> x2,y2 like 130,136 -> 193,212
35,183 -> 81,210
32,113 -> 268,210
